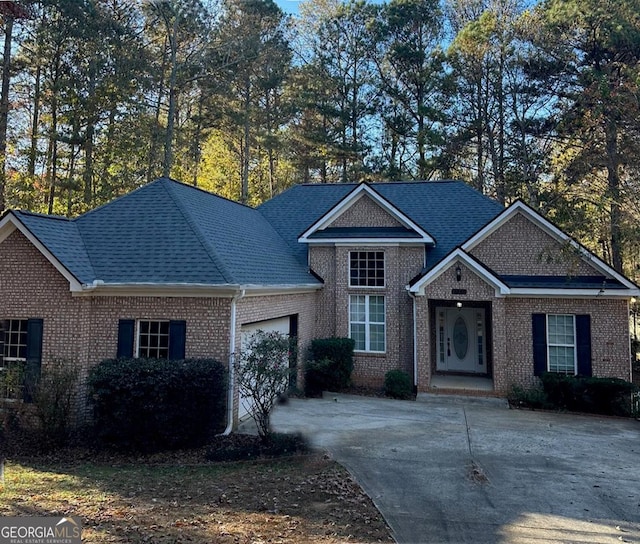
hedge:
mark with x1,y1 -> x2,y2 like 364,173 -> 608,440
384,370 -> 413,400
305,338 -> 355,396
88,358 -> 226,451
539,373 -> 638,417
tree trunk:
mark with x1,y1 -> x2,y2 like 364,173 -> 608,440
28,63 -> 41,177
605,117 -> 623,273
163,18 -> 179,179
83,63 -> 96,205
147,37 -> 168,182
0,15 -> 14,213
241,78 -> 251,204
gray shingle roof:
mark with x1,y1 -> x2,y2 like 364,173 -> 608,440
14,211 -> 95,284
258,181 -> 505,270
13,178 -> 320,288
11,179 -> 505,289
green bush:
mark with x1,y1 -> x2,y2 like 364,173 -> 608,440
304,338 -> 355,396
507,384 -> 549,409
384,370 -> 413,400
88,358 -> 226,452
205,432 -> 309,462
539,373 -> 638,416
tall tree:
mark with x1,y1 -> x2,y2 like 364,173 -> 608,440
373,0 -> 447,180
537,0 -> 640,273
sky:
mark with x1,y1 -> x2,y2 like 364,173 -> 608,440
275,0 -> 302,14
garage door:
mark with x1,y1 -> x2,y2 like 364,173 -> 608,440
239,316 -> 291,421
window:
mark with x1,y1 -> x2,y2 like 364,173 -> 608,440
117,319 -> 186,360
1,320 -> 28,399
546,314 -> 576,374
350,251 -> 384,287
138,320 -> 170,359
349,295 -> 385,352
0,319 -> 43,401
3,319 -> 28,360
532,313 -> 590,377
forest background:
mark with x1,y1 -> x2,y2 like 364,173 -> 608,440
0,0 -> 639,287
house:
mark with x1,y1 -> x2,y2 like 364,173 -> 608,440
0,178 -> 637,425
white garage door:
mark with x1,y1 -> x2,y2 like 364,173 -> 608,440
239,316 -> 291,421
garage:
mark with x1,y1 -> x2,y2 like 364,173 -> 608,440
239,316 -> 292,420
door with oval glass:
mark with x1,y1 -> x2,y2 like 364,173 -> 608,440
436,307 -> 486,373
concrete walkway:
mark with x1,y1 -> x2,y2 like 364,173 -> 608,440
270,394 -> 640,544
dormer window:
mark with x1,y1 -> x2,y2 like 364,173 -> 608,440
350,251 -> 384,287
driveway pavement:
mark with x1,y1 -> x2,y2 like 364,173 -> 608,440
269,394 -> 640,544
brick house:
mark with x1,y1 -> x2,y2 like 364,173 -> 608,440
0,178 -> 637,425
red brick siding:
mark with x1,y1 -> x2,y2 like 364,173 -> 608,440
329,195 -> 403,228
471,212 -> 600,276
499,297 -> 631,392
311,244 -> 423,388
414,260 -> 631,394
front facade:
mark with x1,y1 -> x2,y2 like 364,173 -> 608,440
0,178 -> 637,426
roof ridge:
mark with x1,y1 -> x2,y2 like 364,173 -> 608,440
164,177 -> 257,210
16,210 -> 70,221
161,180 -> 236,284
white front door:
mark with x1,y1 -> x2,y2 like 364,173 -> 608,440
436,307 -> 486,373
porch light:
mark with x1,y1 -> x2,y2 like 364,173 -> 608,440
455,264 -> 462,282
456,301 -> 463,308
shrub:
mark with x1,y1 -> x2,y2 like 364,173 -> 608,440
305,338 -> 355,396
384,370 -> 413,400
205,432 -> 309,462
30,358 -> 79,446
507,384 -> 549,409
539,373 -> 638,417
88,358 -> 226,452
236,331 -> 292,440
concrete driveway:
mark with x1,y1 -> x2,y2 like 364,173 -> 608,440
270,394 -> 640,544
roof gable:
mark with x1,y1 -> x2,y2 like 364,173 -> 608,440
0,211 -> 86,291
462,200 -> 639,292
298,184 -> 435,244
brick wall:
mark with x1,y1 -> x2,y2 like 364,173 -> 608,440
498,297 -> 631,392
413,259 -> 631,394
471,212 -> 600,276
311,244 -> 424,388
0,230 -> 90,421
0,229 -> 235,424
329,195 -> 403,228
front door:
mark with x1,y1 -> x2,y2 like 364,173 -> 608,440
436,307 -> 486,373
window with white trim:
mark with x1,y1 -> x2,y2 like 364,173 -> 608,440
349,251 -> 384,287
1,319 -> 28,399
349,295 -> 385,352
137,320 -> 170,359
547,314 -> 576,374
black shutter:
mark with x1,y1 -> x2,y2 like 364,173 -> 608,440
24,318 -> 44,402
532,313 -> 547,376
0,320 -> 6,367
575,314 -> 592,376
168,320 -> 186,360
117,319 -> 135,358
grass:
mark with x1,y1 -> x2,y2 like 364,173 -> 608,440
0,454 -> 393,543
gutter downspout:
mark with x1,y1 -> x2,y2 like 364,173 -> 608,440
408,288 -> 418,391
222,289 -> 245,435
